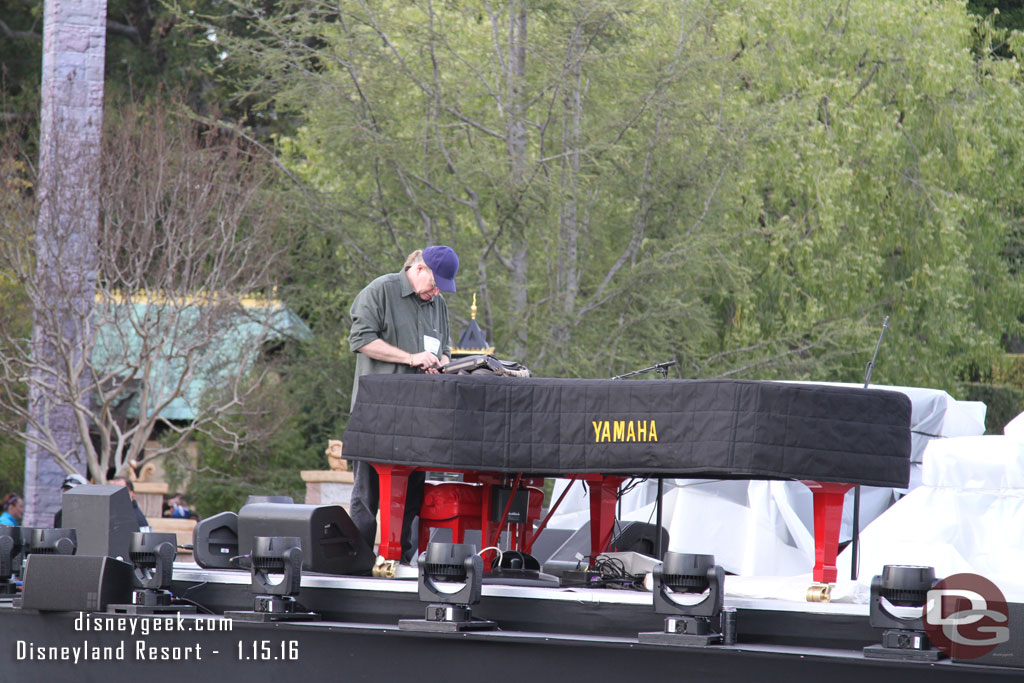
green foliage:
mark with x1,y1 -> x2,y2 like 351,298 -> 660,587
13,0 -> 1024,502
968,1 -> 1024,31
956,382 -> 1024,433
0,1 -> 42,128
0,434 -> 25,497
174,416 -> 317,519
0,245 -> 27,497
198,0 -> 1024,395
707,0 -> 1024,388
0,0 -> 257,137
167,337 -> 348,518
207,1 -> 774,379
0,176 -> 32,487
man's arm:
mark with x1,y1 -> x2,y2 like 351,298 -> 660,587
357,338 -> 440,371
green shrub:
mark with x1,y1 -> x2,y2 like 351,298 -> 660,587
955,382 -> 1024,434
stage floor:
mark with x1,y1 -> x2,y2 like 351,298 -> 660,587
3,561 -> 1019,682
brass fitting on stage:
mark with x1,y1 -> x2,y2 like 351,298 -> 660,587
806,583 -> 833,603
373,556 -> 398,579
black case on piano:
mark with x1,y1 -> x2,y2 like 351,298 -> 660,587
344,375 -> 912,488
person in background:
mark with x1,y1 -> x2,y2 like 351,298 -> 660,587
347,245 -> 459,562
163,493 -> 194,519
109,476 -> 149,530
53,473 -> 89,527
0,494 -> 23,526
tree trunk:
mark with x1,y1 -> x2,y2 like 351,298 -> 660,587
551,25 -> 585,355
506,0 -> 528,360
25,0 -> 107,527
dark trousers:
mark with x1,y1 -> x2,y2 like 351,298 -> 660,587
349,460 -> 425,563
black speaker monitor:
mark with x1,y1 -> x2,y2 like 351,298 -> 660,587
608,521 -> 670,557
237,503 -> 374,576
61,485 -> 138,560
20,554 -> 133,611
192,511 -> 240,569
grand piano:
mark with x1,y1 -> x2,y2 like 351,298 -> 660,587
343,374 -> 913,582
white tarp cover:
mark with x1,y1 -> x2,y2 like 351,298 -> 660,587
836,433 -> 1024,602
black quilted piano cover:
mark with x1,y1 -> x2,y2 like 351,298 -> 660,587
343,375 -> 912,487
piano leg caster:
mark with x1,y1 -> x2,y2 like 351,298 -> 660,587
806,583 -> 833,603
373,556 -> 398,578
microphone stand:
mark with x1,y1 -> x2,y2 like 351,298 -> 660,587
851,316 -> 890,581
611,360 -> 678,380
611,360 -> 677,560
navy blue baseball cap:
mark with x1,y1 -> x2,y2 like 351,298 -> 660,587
422,245 -> 460,292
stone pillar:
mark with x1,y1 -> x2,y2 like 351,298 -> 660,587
24,0 -> 108,527
133,481 -> 169,522
301,470 -> 355,509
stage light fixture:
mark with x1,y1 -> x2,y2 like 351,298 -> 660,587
110,532 -> 195,615
224,536 -> 319,622
638,552 -> 731,647
863,565 -> 942,661
0,527 -> 22,595
398,542 -> 496,632
26,528 -> 77,556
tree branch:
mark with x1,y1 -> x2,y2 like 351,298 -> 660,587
106,19 -> 142,44
0,19 -> 39,41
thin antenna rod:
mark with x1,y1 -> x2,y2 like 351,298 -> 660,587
852,315 -> 891,582
863,316 -> 890,388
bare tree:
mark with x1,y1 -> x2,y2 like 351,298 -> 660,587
1,104 -> 288,525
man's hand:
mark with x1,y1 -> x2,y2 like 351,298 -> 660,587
357,339 -> 449,373
423,355 -> 450,375
409,350 -> 440,371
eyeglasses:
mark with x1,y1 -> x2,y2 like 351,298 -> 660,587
424,266 -> 439,292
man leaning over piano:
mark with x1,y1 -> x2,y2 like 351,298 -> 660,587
347,245 -> 460,562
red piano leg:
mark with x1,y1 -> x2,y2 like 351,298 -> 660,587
801,480 -> 855,584
372,464 -> 415,562
585,474 -> 625,567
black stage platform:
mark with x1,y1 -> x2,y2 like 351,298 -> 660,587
2,564 -> 1020,682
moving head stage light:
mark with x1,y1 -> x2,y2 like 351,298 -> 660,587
863,565 -> 942,661
225,536 -> 319,622
399,542 -> 496,633
638,552 -> 734,647
27,528 -> 77,556
0,527 -> 22,595
110,532 -> 195,615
